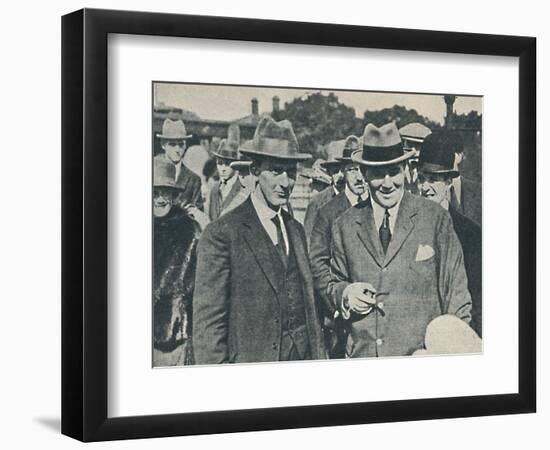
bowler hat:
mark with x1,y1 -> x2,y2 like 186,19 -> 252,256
156,118 -> 193,140
212,123 -> 241,160
240,116 -> 311,161
352,122 -> 415,166
417,131 -> 459,178
154,158 -> 179,189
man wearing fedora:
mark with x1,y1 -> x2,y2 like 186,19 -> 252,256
418,131 -> 482,337
328,122 -> 472,357
153,157 -> 201,366
155,117 -> 203,210
450,133 -> 482,226
303,140 -> 347,245
193,116 -> 325,364
309,135 -> 368,358
208,124 -> 243,221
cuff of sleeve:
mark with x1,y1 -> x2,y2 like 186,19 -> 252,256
341,285 -> 352,320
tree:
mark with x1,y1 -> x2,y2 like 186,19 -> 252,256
280,92 -> 359,160
362,105 -> 441,131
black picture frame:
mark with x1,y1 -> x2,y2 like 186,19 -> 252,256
62,8 -> 536,442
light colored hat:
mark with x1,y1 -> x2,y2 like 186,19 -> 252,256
399,122 -> 432,143
413,314 -> 482,355
300,158 -> 332,185
352,122 -> 415,166
336,135 -> 362,162
156,118 -> 192,140
154,157 -> 178,189
240,116 -> 311,161
212,123 -> 240,161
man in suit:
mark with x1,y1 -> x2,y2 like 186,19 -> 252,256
303,140 -> 346,245
450,133 -> 482,225
328,123 -> 472,357
309,135 -> 367,357
155,118 -> 203,210
193,117 -> 325,364
417,131 -> 482,337
208,124 -> 243,221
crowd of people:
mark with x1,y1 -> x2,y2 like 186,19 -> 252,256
152,113 -> 482,366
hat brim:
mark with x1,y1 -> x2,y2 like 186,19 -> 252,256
230,160 -> 252,168
156,133 -> 193,140
153,182 -> 180,190
211,150 -> 240,161
417,167 -> 459,178
239,148 -> 311,161
351,149 -> 416,167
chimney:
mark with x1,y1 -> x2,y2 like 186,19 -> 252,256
272,96 -> 280,112
444,95 -> 456,129
251,98 -> 259,116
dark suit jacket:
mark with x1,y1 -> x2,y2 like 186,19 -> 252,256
329,192 -> 472,357
309,191 -> 352,316
449,207 -> 482,337
303,186 -> 337,247
457,176 -> 481,226
154,154 -> 203,210
208,177 -> 242,221
193,198 -> 325,364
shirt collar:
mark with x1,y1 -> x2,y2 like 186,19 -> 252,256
220,173 -> 238,188
344,184 -> 368,206
251,185 -> 281,221
370,189 -> 404,232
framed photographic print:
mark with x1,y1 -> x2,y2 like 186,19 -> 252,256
62,8 -> 536,442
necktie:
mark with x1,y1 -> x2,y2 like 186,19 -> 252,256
271,215 -> 287,260
379,209 -> 391,254
449,185 -> 460,212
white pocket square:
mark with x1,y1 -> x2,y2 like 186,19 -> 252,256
415,244 -> 435,261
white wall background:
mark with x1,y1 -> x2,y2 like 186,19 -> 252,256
0,1 -> 545,448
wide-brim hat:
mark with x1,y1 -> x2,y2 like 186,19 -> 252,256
352,122 -> 415,166
336,135 -> 362,162
321,140 -> 345,168
212,123 -> 241,160
417,131 -> 459,178
154,157 -> 180,190
399,122 -> 432,144
300,158 -> 332,185
239,116 -> 311,161
156,118 -> 193,140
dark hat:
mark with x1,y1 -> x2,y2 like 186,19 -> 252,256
352,122 -> 415,166
336,135 -> 362,162
212,123 -> 241,160
417,131 -> 459,178
154,157 -> 179,189
156,118 -> 193,140
240,116 -> 311,161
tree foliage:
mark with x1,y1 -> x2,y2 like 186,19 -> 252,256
362,105 -> 441,131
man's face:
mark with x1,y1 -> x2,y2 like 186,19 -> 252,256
343,163 -> 366,196
162,139 -> 186,164
216,157 -> 235,181
326,165 -> 344,191
255,158 -> 297,209
366,163 -> 405,209
418,172 -> 451,207
153,187 -> 175,218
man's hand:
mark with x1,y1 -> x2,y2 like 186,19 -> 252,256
342,282 -> 377,316
184,205 -> 210,230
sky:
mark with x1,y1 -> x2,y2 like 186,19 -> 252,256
154,82 -> 482,125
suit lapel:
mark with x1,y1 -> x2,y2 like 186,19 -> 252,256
284,214 -> 310,284
240,199 -> 285,297
383,192 -> 417,267
355,201 -> 385,268
220,178 -> 241,211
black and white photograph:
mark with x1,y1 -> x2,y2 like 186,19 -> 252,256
152,82 -> 483,367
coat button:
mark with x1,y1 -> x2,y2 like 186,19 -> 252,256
376,338 -> 383,346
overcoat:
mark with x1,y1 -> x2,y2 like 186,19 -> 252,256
449,207 -> 482,337
303,186 -> 336,246
328,192 -> 472,357
193,198 -> 325,364
456,176 -> 482,226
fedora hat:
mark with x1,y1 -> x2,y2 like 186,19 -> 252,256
300,158 -> 332,185
352,122 -> 415,166
321,139 -> 345,168
212,123 -> 241,160
336,135 -> 361,162
154,157 -> 179,189
398,122 -> 432,144
417,131 -> 459,178
239,116 -> 311,161
156,118 -> 192,140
